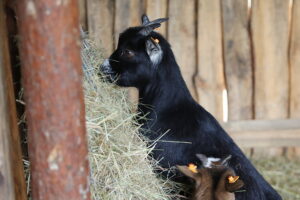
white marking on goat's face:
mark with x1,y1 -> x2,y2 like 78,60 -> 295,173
146,39 -> 163,66
204,157 -> 221,168
101,59 -> 112,74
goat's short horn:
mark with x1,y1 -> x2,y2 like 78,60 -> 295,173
141,14 -> 150,25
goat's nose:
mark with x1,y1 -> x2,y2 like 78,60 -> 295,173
100,59 -> 113,74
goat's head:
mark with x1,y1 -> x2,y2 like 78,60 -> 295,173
100,15 -> 168,87
177,154 -> 244,200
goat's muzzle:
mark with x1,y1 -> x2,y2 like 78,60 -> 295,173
99,59 -> 116,81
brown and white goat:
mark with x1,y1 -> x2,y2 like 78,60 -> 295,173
177,154 -> 244,200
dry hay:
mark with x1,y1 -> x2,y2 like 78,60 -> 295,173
251,157 -> 300,200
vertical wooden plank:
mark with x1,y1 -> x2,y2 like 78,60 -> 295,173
221,0 -> 253,121
87,0 -> 114,56
290,0 -> 300,119
196,0 -> 225,121
251,0 -> 289,120
78,0 -> 87,30
289,0 -> 300,157
114,0 -> 145,47
251,0 -> 290,156
0,1 -> 27,200
146,0 -> 167,37
168,0 -> 197,99
16,0 -> 90,199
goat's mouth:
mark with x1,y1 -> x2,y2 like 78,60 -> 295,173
99,59 -> 118,82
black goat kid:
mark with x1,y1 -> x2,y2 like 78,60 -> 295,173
100,15 -> 282,200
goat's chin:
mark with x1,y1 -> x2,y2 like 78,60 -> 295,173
115,80 -> 135,87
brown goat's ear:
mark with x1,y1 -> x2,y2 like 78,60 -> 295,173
217,169 -> 244,193
225,179 -> 244,193
176,165 -> 198,180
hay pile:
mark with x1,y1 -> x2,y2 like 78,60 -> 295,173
81,37 -> 177,200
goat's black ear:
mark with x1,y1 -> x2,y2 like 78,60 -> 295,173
139,23 -> 161,36
139,17 -> 168,36
141,14 -> 150,25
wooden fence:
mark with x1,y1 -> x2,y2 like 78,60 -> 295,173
79,0 -> 300,156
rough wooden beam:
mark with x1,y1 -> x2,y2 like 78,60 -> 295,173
0,1 -> 27,200
223,119 -> 300,147
251,0 -> 290,119
221,0 -> 253,121
16,0 -> 90,199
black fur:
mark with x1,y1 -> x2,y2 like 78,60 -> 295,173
100,16 -> 282,200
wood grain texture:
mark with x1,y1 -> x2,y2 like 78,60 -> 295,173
78,0 -> 87,30
16,0 -> 90,199
221,0 -> 253,121
146,0 -> 167,37
288,0 -> 300,156
196,0 -> 225,121
251,0 -> 290,156
290,0 -> 300,118
168,0 -> 197,99
114,0 -> 145,48
87,0 -> 114,56
251,0 -> 289,119
223,119 -> 300,148
0,2 -> 27,199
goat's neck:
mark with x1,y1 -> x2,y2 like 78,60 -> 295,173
138,63 -> 194,119
193,176 -> 214,200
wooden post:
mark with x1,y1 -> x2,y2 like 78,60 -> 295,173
16,0 -> 91,199
0,1 -> 27,200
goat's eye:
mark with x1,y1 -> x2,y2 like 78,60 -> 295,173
122,49 -> 134,58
